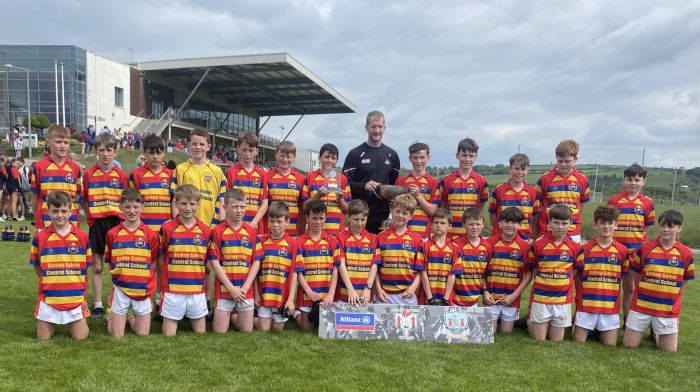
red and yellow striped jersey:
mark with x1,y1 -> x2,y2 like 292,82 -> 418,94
226,163 -> 268,226
296,232 -> 342,307
630,239 -> 695,318
159,217 -> 211,294
335,230 -> 380,302
171,160 -> 227,226
607,191 -> 655,251
208,221 -> 263,300
259,234 -> 304,308
484,236 -> 530,308
453,236 -> 491,306
301,170 -> 352,234
395,173 -> 441,237
488,180 -> 540,240
105,222 -> 159,301
439,170 -> 489,237
535,167 -> 590,236
377,227 -> 425,294
82,164 -> 128,225
266,168 -> 304,235
528,234 -> 580,304
129,164 -> 173,231
424,238 -> 463,299
31,157 -> 82,229
574,239 -> 629,314
29,225 -> 92,311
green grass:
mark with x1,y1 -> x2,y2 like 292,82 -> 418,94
0,226 -> 698,391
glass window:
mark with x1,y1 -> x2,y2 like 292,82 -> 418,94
114,86 -> 124,108
7,47 -> 38,58
38,46 -> 71,59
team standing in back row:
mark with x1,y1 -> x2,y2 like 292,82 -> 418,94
29,111 -> 693,352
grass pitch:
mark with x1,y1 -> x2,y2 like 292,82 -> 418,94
0,229 -> 698,391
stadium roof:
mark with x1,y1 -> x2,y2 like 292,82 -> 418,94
135,53 -> 355,117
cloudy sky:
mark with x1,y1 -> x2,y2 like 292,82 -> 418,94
5,0 -> 699,168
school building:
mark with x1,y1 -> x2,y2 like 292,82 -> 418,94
0,45 -> 355,162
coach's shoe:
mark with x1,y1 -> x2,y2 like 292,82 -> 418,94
90,307 -> 105,320
514,316 -> 528,330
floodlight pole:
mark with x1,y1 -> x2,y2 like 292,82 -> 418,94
3,64 -> 32,158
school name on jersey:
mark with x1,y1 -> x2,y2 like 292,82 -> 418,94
642,277 -> 680,287
584,276 -> 619,284
645,271 -> 680,280
44,269 -> 83,276
585,270 -> 619,278
347,264 -> 371,272
490,270 -> 519,279
538,272 -> 568,280
429,276 -> 448,283
221,260 -> 249,267
91,200 -> 119,207
169,259 -> 205,266
114,261 -> 149,269
261,269 -> 288,277
144,201 -> 171,208
45,262 -> 83,269
382,261 -> 411,268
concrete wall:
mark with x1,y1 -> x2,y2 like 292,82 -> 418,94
86,51 -> 136,131
293,149 -> 320,173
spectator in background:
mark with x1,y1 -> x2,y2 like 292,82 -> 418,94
79,131 -> 88,156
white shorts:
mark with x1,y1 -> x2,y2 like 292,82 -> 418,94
488,304 -> 519,322
258,306 -> 288,324
109,286 -> 153,316
530,303 -> 572,327
574,311 -> 620,332
626,310 -> 678,335
160,292 -> 208,321
384,293 -> 419,306
299,306 -> 312,313
215,298 -> 254,313
35,300 -> 87,325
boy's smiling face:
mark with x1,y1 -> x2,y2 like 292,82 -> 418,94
456,150 -> 477,172
188,135 -> 210,161
622,175 -> 646,195
409,150 -> 430,173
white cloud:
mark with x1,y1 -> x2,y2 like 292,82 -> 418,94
2,0 -> 698,168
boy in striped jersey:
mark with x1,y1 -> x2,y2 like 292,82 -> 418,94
396,142 -> 440,239
623,210 -> 694,352
535,139 -> 590,243
607,164 -> 655,320
296,200 -> 343,330
489,153 -> 539,241
104,188 -> 159,338
256,202 -> 304,332
209,189 -> 263,333
83,133 -> 128,319
128,134 -> 173,232
266,141 -> 304,236
423,208 -> 463,305
375,194 -> 427,305
31,191 -> 92,340
484,207 -> 532,333
31,125 -> 82,230
439,138 -> 489,239
528,204 -> 580,341
226,132 -> 268,230
573,205 -> 628,346
336,200 -> 380,305
453,208 -> 492,308
159,185 -> 212,336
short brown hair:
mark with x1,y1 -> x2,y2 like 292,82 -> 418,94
348,199 -> 369,217
549,204 -> 572,221
276,140 -> 296,155
238,132 -> 259,148
593,205 -> 618,224
431,207 -> 452,223
120,187 -> 143,204
268,201 -> 290,219
509,153 -> 530,169
462,207 -> 484,222
188,128 -> 210,143
94,133 -> 118,150
173,184 -> 201,202
47,190 -> 71,208
408,142 -> 430,155
457,138 -> 479,154
47,125 -> 70,140
224,189 -> 246,205
500,206 -> 525,223
555,140 -> 579,158
390,194 -> 416,214
305,199 -> 327,216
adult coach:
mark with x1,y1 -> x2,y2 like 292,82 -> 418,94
342,111 -> 401,233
